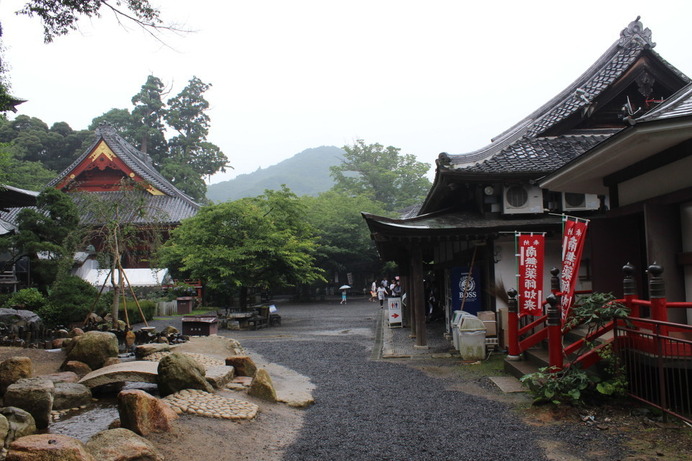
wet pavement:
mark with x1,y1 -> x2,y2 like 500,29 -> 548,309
146,296 -> 456,360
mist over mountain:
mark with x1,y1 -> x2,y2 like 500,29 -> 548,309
206,146 -> 345,203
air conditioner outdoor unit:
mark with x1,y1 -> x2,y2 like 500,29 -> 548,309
562,192 -> 600,212
502,185 -> 544,215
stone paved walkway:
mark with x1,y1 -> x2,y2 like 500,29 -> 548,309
163,389 -> 259,420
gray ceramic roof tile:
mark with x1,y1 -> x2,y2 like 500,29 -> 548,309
443,19 -> 688,177
49,124 -> 200,225
637,82 -> 692,122
461,132 -> 616,175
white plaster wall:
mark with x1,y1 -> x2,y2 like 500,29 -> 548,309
619,156 -> 692,207
493,235 -> 564,312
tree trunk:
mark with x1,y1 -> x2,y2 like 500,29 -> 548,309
240,286 -> 248,310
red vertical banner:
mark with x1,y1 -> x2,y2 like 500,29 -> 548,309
518,234 -> 545,316
560,218 -> 589,319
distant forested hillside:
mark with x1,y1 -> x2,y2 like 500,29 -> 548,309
206,146 -> 345,203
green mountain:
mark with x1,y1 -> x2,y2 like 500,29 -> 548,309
206,146 -> 345,203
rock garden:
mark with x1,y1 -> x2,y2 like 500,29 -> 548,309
0,322 -> 309,461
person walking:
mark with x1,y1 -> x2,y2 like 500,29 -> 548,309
340,289 -> 347,305
376,284 -> 388,308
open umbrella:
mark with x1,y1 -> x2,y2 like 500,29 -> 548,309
339,285 -> 351,290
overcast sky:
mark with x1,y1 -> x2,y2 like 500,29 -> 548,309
2,0 -> 692,184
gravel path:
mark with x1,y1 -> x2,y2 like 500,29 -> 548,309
227,298 -> 548,461
150,297 -> 638,460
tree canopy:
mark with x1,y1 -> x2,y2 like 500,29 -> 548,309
330,139 -> 431,212
0,146 -> 56,190
0,115 -> 90,172
0,0 -> 169,112
157,186 -> 324,303
17,0 -> 163,43
93,75 -> 228,202
301,190 -> 390,276
2,188 -> 81,290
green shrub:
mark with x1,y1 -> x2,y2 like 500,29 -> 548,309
521,292 -> 629,406
120,298 -> 156,324
3,288 -> 46,311
39,276 -> 104,328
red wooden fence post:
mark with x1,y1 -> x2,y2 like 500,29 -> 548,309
623,262 -> 638,317
546,293 -> 563,371
507,288 -> 520,359
648,263 -> 667,334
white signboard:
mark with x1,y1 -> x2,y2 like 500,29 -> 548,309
388,297 -> 402,327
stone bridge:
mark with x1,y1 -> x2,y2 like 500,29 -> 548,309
78,361 -> 159,388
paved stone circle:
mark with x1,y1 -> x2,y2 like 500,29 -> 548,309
141,351 -> 225,368
163,389 -> 259,420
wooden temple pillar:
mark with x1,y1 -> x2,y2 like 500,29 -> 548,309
410,245 -> 427,347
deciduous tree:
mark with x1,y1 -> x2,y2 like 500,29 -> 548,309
330,139 -> 431,212
157,186 -> 324,306
301,190 -> 389,276
17,0 -> 163,43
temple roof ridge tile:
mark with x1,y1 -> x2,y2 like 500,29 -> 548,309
441,18 -> 688,176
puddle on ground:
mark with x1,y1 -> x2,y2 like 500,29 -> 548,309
311,328 -> 372,337
47,382 -> 158,442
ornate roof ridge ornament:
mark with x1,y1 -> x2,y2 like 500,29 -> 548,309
619,16 -> 655,48
95,122 -> 117,136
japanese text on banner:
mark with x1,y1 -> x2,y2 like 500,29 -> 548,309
560,218 -> 589,318
518,234 -> 545,316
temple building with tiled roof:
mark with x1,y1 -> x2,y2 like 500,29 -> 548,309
363,18 -> 692,347
49,123 -> 200,269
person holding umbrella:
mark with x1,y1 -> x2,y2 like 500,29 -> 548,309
339,285 -> 350,304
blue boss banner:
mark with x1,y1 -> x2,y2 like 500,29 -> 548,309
450,266 -> 482,316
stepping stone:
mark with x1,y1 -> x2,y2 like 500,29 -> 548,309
489,376 -> 525,393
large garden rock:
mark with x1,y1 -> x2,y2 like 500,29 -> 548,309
61,361 -> 92,378
53,383 -> 92,411
64,331 -> 118,370
225,355 -> 257,377
205,365 -> 235,389
0,357 -> 33,395
3,379 -> 54,429
248,368 -> 277,402
0,309 -> 43,334
0,407 -> 37,447
39,371 -> 79,384
134,343 -> 170,359
85,428 -> 164,461
0,413 -> 8,448
117,390 -> 177,436
156,352 -> 213,396
6,433 -> 95,461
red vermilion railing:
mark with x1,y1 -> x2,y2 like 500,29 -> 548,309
507,263 -> 692,371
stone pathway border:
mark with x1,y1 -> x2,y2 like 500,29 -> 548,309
163,389 -> 258,420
